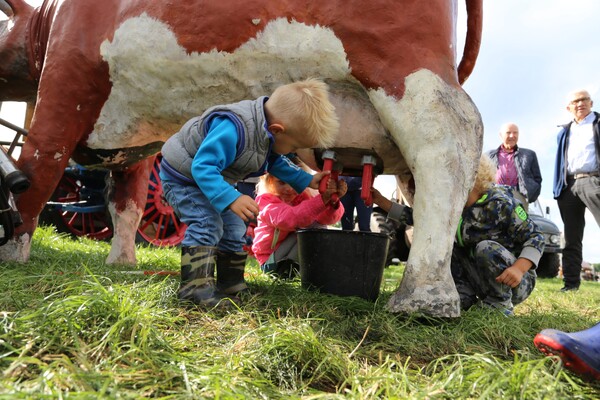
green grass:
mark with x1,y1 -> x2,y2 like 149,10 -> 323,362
1,226 -> 599,399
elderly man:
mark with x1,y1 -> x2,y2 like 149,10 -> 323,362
553,89 -> 600,292
487,123 -> 542,211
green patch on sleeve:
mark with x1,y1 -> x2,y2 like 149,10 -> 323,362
515,205 -> 528,221
456,217 -> 464,247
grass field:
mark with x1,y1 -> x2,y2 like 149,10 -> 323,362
1,226 -> 599,399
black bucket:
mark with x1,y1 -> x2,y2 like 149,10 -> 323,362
297,229 -> 390,301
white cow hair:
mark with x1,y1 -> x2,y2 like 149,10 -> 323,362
91,14 -> 350,150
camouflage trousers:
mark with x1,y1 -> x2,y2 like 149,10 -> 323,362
451,240 -> 536,311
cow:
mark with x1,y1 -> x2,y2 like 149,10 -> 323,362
0,0 -> 483,317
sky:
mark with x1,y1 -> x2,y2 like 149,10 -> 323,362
2,0 -> 600,260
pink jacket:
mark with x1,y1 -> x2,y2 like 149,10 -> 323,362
251,191 -> 344,265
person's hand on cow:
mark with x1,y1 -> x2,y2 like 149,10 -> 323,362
229,194 -> 260,222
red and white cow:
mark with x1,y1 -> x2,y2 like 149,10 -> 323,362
0,0 -> 483,317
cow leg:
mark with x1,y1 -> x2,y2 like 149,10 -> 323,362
370,70 -> 483,317
105,158 -> 154,265
0,34 -> 112,262
0,148 -> 70,262
0,110 -> 84,262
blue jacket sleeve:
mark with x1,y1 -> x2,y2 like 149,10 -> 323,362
553,126 -> 569,199
269,155 -> 313,193
525,150 -> 542,203
191,117 -> 241,212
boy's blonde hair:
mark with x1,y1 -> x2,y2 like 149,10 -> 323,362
472,154 -> 496,196
267,78 -> 339,148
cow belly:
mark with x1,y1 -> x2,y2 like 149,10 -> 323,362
72,142 -> 163,169
297,80 -> 409,177
88,15 -> 351,150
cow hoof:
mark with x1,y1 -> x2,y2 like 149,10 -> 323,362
105,248 -> 137,265
386,284 -> 461,318
0,233 -> 32,263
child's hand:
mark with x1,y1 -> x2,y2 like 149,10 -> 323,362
370,188 -> 392,212
229,195 -> 259,222
319,178 -> 347,206
336,179 -> 348,198
309,171 -> 331,189
371,187 -> 382,203
495,266 -> 524,288
320,178 -> 338,205
495,258 -> 531,288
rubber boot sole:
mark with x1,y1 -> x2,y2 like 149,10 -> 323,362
534,334 -> 600,380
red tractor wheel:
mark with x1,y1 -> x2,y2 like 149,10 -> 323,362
136,155 -> 187,246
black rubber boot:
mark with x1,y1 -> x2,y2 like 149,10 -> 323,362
216,250 -> 249,296
178,246 -> 236,307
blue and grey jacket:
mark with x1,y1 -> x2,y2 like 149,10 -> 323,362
162,97 -> 272,183
160,97 -> 312,212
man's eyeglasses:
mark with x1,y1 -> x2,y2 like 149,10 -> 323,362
569,97 -> 591,105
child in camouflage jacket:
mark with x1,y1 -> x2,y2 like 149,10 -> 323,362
372,155 -> 545,315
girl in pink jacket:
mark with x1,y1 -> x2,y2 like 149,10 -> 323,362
252,167 -> 347,278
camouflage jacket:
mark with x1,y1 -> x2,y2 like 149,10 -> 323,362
456,185 -> 545,267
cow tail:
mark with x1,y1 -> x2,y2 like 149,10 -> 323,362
458,0 -> 483,85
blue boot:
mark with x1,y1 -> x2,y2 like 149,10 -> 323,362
534,323 -> 600,380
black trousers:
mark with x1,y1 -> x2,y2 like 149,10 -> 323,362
557,176 -> 600,287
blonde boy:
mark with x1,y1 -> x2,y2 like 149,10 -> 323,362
160,79 -> 339,307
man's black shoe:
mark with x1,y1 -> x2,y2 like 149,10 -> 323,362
560,285 -> 579,292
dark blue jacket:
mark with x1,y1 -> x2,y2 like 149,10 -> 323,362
553,111 -> 600,199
